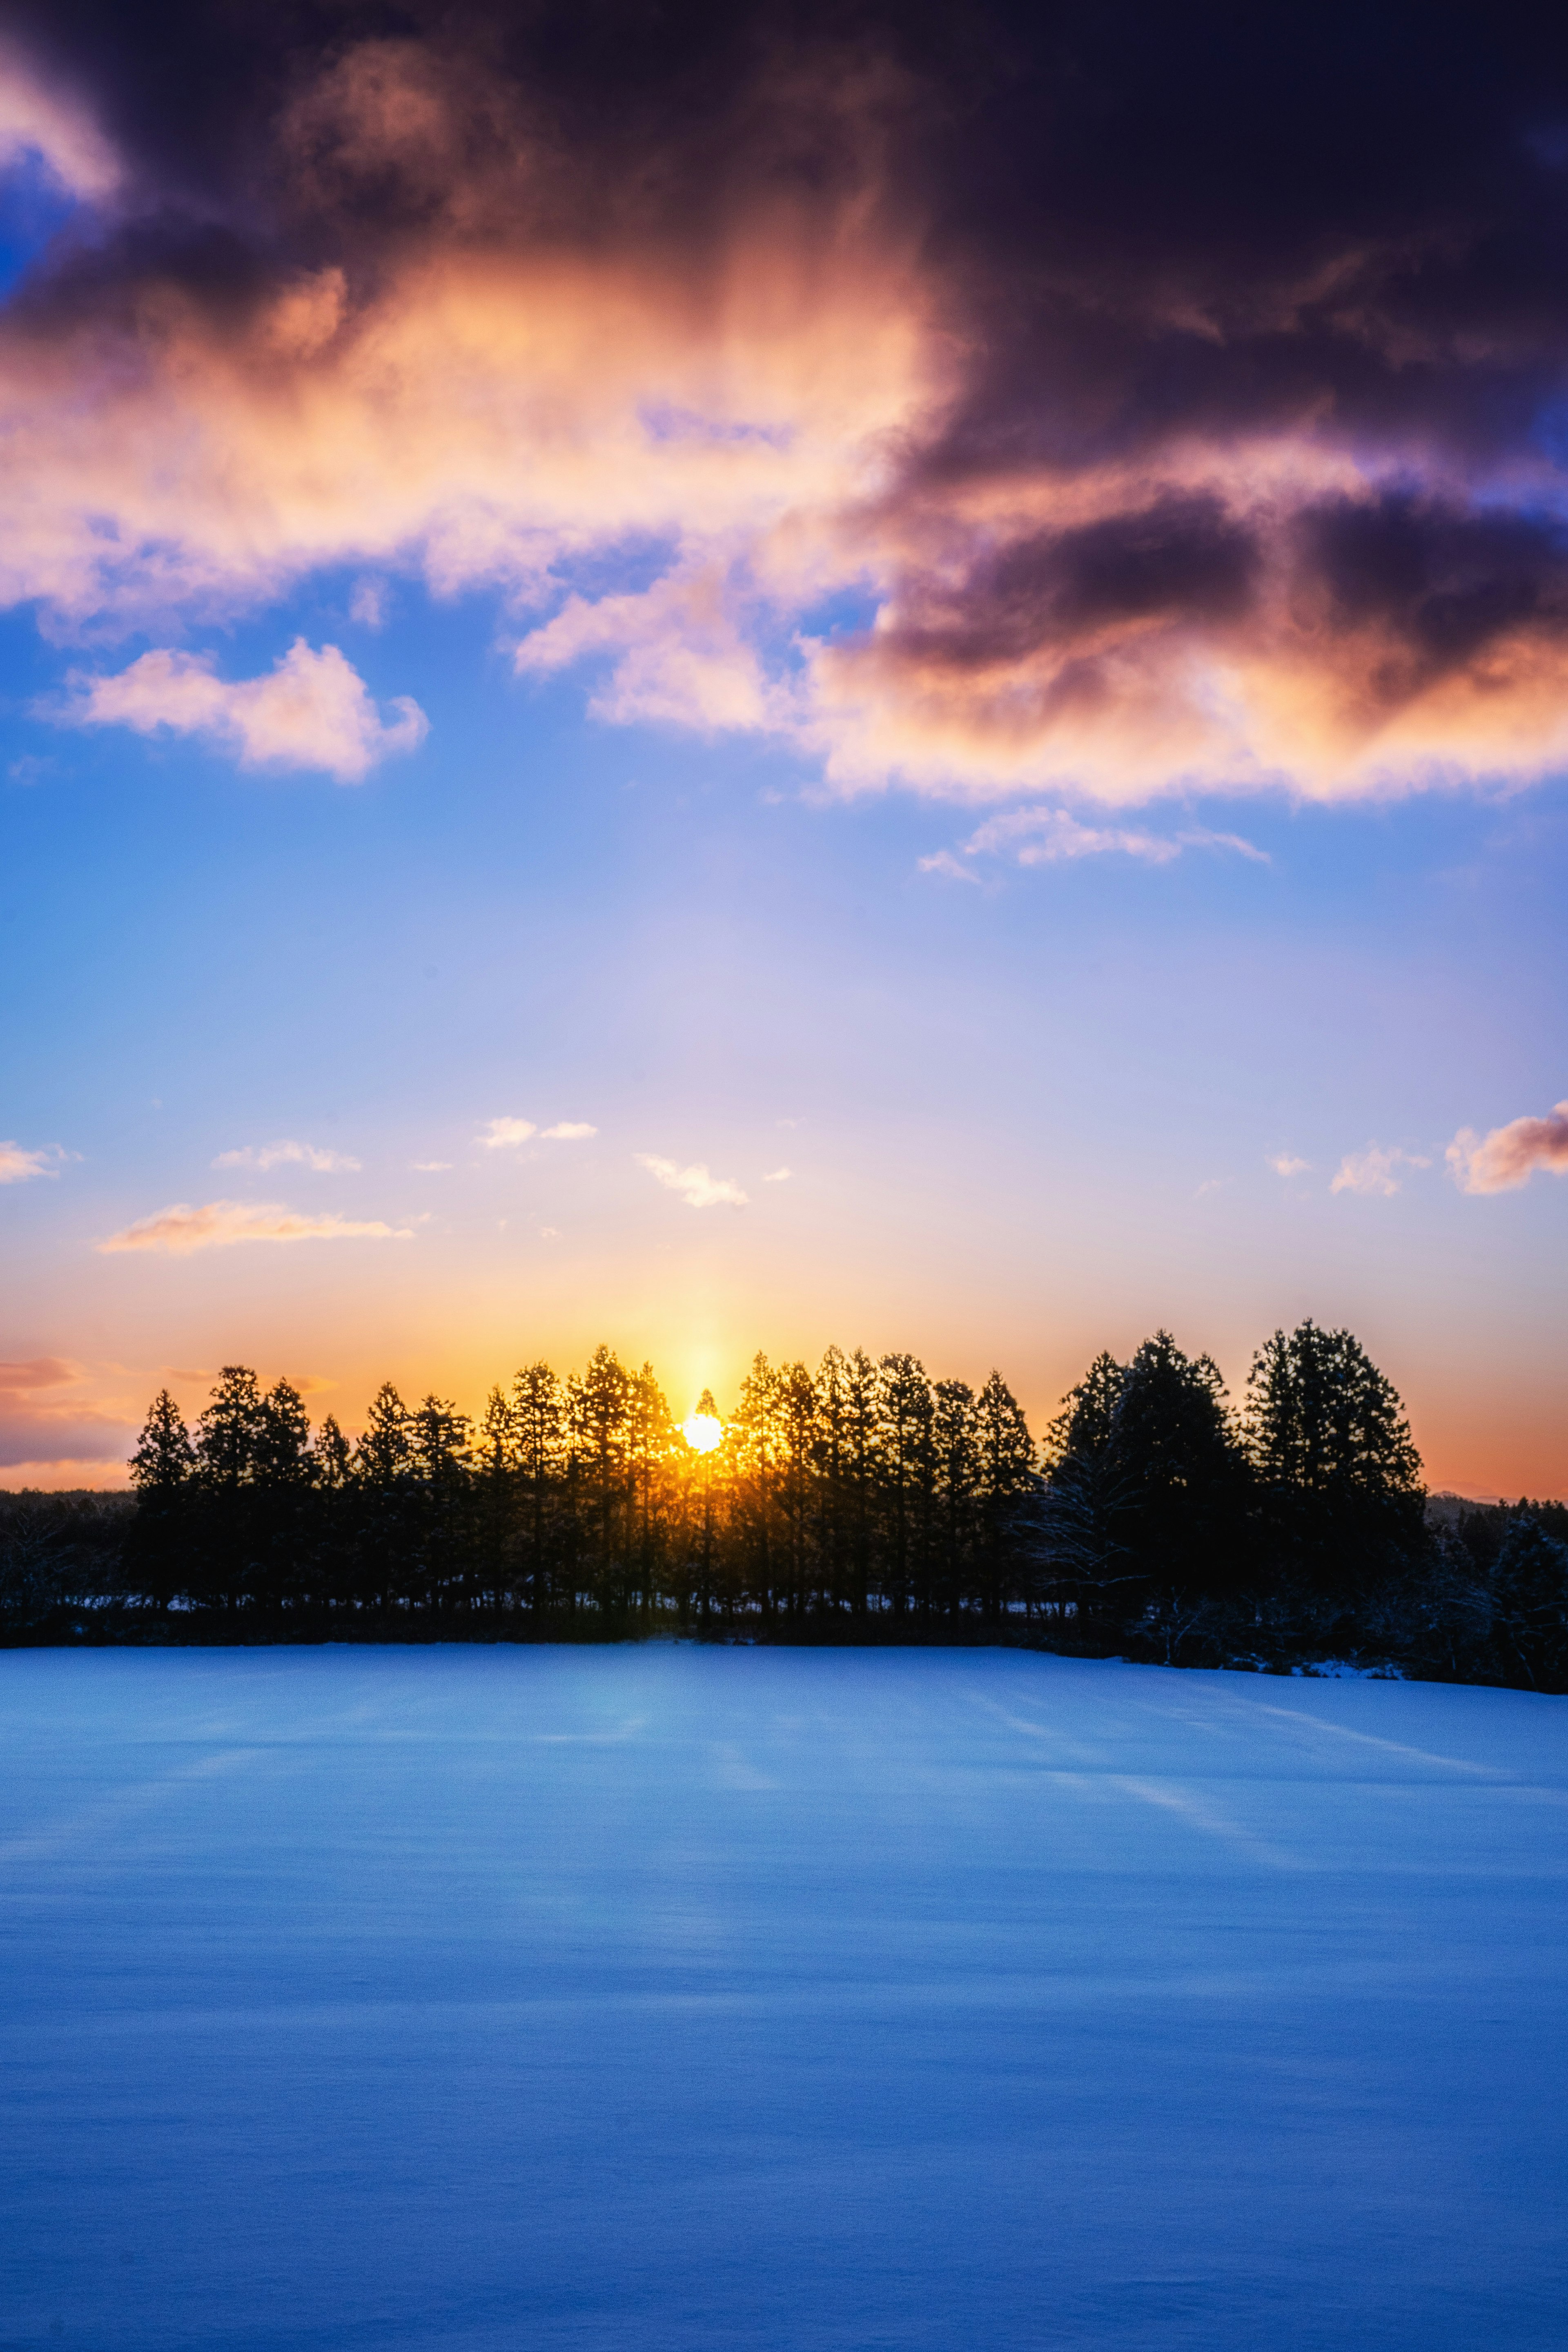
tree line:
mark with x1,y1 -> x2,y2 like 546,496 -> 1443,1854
2,1321 -> 1565,1689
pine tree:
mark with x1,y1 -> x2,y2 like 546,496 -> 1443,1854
876,1354 -> 936,1615
974,1370 -> 1037,1618
195,1367 -> 266,1489
130,1391 -> 195,1494
1244,1323 -> 1424,1593
512,1363 -> 565,1612
933,1378 -> 978,1617
127,1390 -> 196,1610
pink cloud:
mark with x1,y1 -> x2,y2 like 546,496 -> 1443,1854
1447,1102 -> 1568,1194
1331,1145 -> 1431,1198
0,1353 -> 131,1468
0,1139 -> 62,1183
0,42 -> 120,197
63,641 -> 427,782
98,1200 -> 414,1254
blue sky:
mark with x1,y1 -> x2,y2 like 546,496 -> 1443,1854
4,570 -> 1566,1491
2,2 -> 1566,1488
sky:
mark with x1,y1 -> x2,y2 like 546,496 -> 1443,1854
0,0 -> 1566,1496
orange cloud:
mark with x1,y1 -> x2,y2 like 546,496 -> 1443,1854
1447,1102 -> 1568,1194
98,1200 -> 414,1253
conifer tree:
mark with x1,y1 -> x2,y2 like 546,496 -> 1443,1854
130,1390 -> 196,1494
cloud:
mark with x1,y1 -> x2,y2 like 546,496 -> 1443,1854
212,1139 -> 361,1172
0,1353 -> 131,1467
0,1138 -> 65,1183
0,1356 -> 76,1391
1330,1145 -> 1432,1198
412,1160 -> 452,1172
763,1166 -> 792,1181
635,1154 -> 748,1209
97,1199 -> 413,1253
925,807 -> 1270,876
61,641 -> 427,782
1447,1101 -> 1568,1194
0,40 -> 119,197
349,578 -> 390,628
9,8 -> 1568,806
1267,1153 -> 1310,1176
479,1117 -> 595,1149
918,849 -> 983,884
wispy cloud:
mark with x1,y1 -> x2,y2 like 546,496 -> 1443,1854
1267,1152 -> 1310,1176
924,808 -> 1270,878
0,1356 -> 77,1392
59,640 -> 427,782
763,1166 -> 792,1182
0,1352 -> 131,1468
1447,1100 -> 1568,1194
0,1139 -> 67,1184
412,1160 -> 452,1172
1330,1145 -> 1431,1198
635,1154 -> 748,1209
212,1139 -> 361,1172
98,1200 -> 413,1254
479,1117 -> 596,1149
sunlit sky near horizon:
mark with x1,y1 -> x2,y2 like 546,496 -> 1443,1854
2,0 -> 1566,1495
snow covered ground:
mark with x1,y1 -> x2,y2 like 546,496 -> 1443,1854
2,1645 -> 1566,2352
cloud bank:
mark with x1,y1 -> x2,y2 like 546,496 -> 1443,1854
1448,1102 -> 1568,1194
7,5 -> 1568,803
98,1199 -> 413,1253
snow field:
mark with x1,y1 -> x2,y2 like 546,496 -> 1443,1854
1,1644 -> 1566,2350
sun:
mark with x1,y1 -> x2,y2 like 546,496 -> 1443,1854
682,1411 -> 723,1453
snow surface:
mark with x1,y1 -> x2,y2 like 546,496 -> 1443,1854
2,1645 -> 1566,2352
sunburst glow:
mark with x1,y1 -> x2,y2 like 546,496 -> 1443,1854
682,1411 -> 723,1453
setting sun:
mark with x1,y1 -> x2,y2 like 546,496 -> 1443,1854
682,1411 -> 723,1453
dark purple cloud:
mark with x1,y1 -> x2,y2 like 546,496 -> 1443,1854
5,0 -> 1568,797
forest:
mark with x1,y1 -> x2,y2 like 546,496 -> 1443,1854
2,1323 -> 1566,1690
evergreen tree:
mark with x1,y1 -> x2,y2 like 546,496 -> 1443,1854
933,1378 -> 978,1618
1244,1323 -> 1425,1593
127,1390 -> 195,1609
876,1354 -> 936,1615
195,1367 -> 266,1489
974,1370 -> 1037,1618
131,1390 -> 196,1494
511,1363 -> 565,1612
1108,1332 -> 1251,1613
